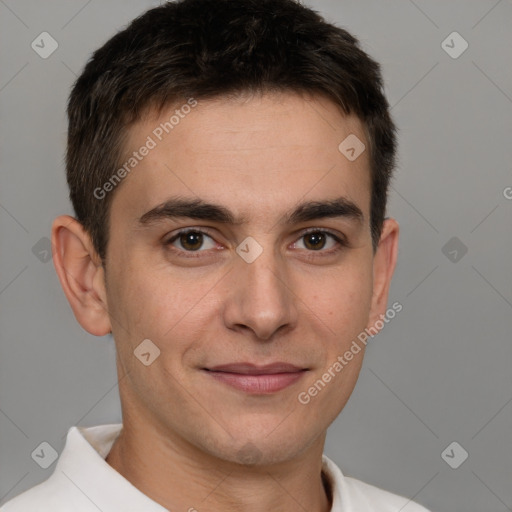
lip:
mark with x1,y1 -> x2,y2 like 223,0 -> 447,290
207,362 -> 306,374
203,362 -> 308,394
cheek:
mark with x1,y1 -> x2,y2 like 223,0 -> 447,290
304,260 -> 374,338
106,255 -> 219,355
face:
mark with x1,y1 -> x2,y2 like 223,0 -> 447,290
101,92 -> 394,465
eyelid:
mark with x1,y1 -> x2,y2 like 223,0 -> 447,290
165,227 -> 218,249
291,227 -> 348,254
298,226 -> 347,244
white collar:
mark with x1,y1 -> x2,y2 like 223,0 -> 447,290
54,424 -> 167,511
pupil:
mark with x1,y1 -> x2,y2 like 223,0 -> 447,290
306,232 -> 325,250
182,232 -> 203,251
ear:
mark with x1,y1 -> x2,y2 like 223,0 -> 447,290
367,218 -> 399,330
51,215 -> 111,336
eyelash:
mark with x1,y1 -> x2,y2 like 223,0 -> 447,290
164,227 -> 347,259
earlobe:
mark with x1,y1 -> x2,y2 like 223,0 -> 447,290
51,215 -> 112,336
367,218 -> 399,330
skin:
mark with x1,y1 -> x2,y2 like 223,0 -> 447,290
52,92 -> 399,512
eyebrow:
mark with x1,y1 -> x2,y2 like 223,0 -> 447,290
138,196 -> 364,227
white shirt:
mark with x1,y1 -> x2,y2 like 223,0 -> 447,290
1,424 -> 430,511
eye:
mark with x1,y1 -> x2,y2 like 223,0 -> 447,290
166,229 -> 217,252
164,227 -> 347,260
293,229 -> 346,254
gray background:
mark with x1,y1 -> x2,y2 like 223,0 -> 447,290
1,1 -> 511,511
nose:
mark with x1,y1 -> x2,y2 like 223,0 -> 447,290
222,243 -> 298,342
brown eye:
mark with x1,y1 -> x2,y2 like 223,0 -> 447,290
295,230 -> 343,253
303,232 -> 328,250
166,229 -> 217,253
179,231 -> 204,251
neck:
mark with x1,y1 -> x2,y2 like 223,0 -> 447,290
106,420 -> 332,512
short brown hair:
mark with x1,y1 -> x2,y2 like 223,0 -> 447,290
66,0 -> 397,262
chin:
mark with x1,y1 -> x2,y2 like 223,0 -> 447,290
202,427 -> 317,468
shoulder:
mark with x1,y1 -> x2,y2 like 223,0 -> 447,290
343,476 -> 431,512
322,454 -> 431,512
0,474 -> 77,512
1,424 -> 124,512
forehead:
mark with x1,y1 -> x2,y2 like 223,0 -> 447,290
111,92 -> 371,226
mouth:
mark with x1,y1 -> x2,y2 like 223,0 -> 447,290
202,362 -> 309,394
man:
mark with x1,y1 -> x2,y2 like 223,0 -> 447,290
2,0 -> 431,510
